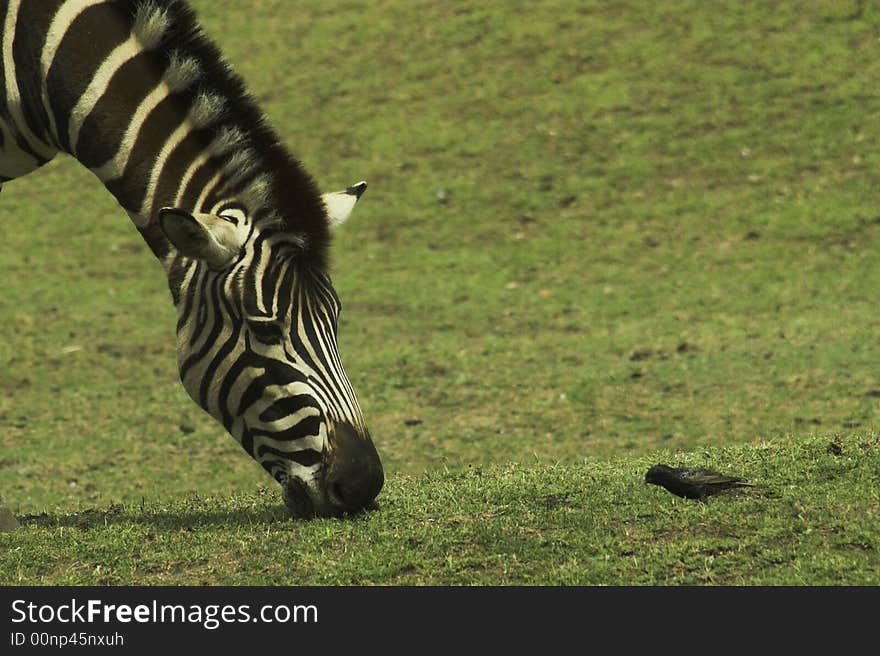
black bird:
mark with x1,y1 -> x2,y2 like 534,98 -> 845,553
644,464 -> 753,501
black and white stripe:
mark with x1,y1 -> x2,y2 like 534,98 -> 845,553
0,0 -> 383,518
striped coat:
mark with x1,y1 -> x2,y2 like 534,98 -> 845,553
0,0 -> 383,518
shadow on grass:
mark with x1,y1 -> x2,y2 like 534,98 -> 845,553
18,504 -> 292,530
17,501 -> 380,530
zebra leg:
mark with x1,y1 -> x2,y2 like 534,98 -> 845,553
0,496 -> 19,531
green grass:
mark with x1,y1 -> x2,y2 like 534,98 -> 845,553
2,0 -> 880,584
3,434 -> 878,585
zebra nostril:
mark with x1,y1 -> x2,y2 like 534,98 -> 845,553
326,471 -> 382,513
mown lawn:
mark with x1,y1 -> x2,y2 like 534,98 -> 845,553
3,434 -> 877,585
1,0 -> 879,584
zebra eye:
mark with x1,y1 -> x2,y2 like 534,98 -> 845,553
247,318 -> 284,344
217,206 -> 246,225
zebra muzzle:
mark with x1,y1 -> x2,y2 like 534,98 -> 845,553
281,423 -> 384,519
282,478 -> 317,520
324,423 -> 384,514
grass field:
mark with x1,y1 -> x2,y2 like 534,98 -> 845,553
1,0 -> 879,584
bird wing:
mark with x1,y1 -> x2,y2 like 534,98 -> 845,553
678,467 -> 744,485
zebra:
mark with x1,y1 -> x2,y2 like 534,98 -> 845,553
0,0 -> 384,519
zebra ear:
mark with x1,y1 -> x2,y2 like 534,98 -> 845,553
322,181 -> 367,229
158,208 -> 242,269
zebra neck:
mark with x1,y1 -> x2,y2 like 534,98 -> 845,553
40,0 -> 326,266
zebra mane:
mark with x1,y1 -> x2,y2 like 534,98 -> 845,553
133,0 -> 331,267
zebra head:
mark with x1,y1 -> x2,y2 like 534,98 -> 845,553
157,182 -> 383,519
